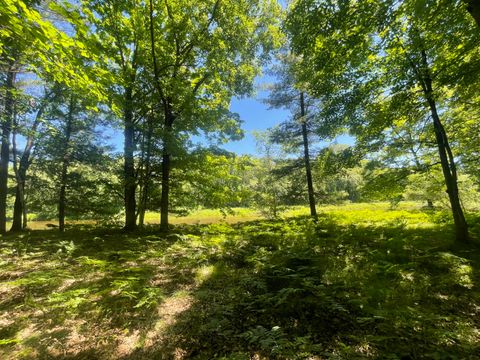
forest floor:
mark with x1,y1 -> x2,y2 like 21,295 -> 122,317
1,203 -> 480,359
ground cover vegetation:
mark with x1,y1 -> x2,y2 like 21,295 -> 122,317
1,204 -> 480,359
1,0 -> 480,358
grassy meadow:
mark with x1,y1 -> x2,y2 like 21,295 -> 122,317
1,203 -> 480,359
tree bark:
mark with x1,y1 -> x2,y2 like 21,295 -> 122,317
420,58 -> 469,242
124,87 -> 137,231
149,0 -> 174,232
300,92 -> 318,220
58,96 -> 74,232
160,108 -> 174,232
464,0 -> 480,26
0,68 -> 15,234
159,151 -> 170,231
10,136 -> 25,232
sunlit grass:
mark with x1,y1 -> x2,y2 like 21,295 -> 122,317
0,203 -> 479,358
12,202 -> 435,230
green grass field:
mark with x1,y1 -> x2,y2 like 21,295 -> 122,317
1,203 -> 479,359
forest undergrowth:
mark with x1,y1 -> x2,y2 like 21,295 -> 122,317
1,204 -> 480,359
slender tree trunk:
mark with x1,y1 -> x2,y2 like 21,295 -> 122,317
138,116 -> 153,227
137,133 -> 146,227
58,97 -> 74,232
160,151 -> 170,231
464,0 -> 480,26
422,71 -> 468,242
58,162 -> 68,232
160,109 -> 174,232
11,103 -> 22,232
300,92 -> 318,220
426,97 -> 468,242
11,92 -> 50,232
149,0 -> 173,232
0,69 -> 15,234
11,174 -> 25,232
22,195 -> 27,229
124,87 -> 137,231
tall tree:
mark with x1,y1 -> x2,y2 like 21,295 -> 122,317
266,53 -> 318,219
147,0 -> 282,231
82,0 -> 146,231
1,0 -> 105,233
0,63 -> 16,234
10,87 -> 56,231
286,0 -> 480,242
33,86 -> 109,230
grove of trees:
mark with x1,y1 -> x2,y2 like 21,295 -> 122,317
1,0 -> 479,244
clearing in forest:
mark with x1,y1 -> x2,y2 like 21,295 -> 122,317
0,204 -> 479,359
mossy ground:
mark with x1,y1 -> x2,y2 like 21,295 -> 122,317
1,203 -> 479,359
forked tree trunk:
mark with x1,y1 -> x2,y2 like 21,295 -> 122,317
124,87 -> 137,231
0,69 -> 15,234
300,92 -> 318,220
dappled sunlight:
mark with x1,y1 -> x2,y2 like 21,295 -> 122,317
1,206 -> 480,358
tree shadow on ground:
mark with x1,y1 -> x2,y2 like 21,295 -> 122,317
118,214 -> 480,359
1,213 -> 480,359
0,226 -> 199,359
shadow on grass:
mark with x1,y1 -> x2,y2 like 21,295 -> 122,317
1,211 -> 480,359
121,214 -> 480,359
0,226 -> 199,359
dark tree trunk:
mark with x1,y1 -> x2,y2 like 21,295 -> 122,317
300,92 -> 318,220
124,87 -> 137,231
58,97 -> 74,232
419,51 -> 469,242
149,0 -> 173,232
22,196 -> 27,229
427,96 -> 469,242
11,173 -> 25,232
11,93 -> 50,232
160,109 -> 174,232
160,151 -> 170,231
0,69 -> 15,234
10,103 -> 22,232
464,0 -> 480,26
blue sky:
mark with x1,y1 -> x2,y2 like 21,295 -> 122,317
103,75 -> 354,156
222,90 -> 290,155
219,79 -> 354,156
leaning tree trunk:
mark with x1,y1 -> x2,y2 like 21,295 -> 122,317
0,69 -> 15,234
300,92 -> 318,220
124,87 -> 137,231
58,97 -> 74,232
420,51 -> 469,242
